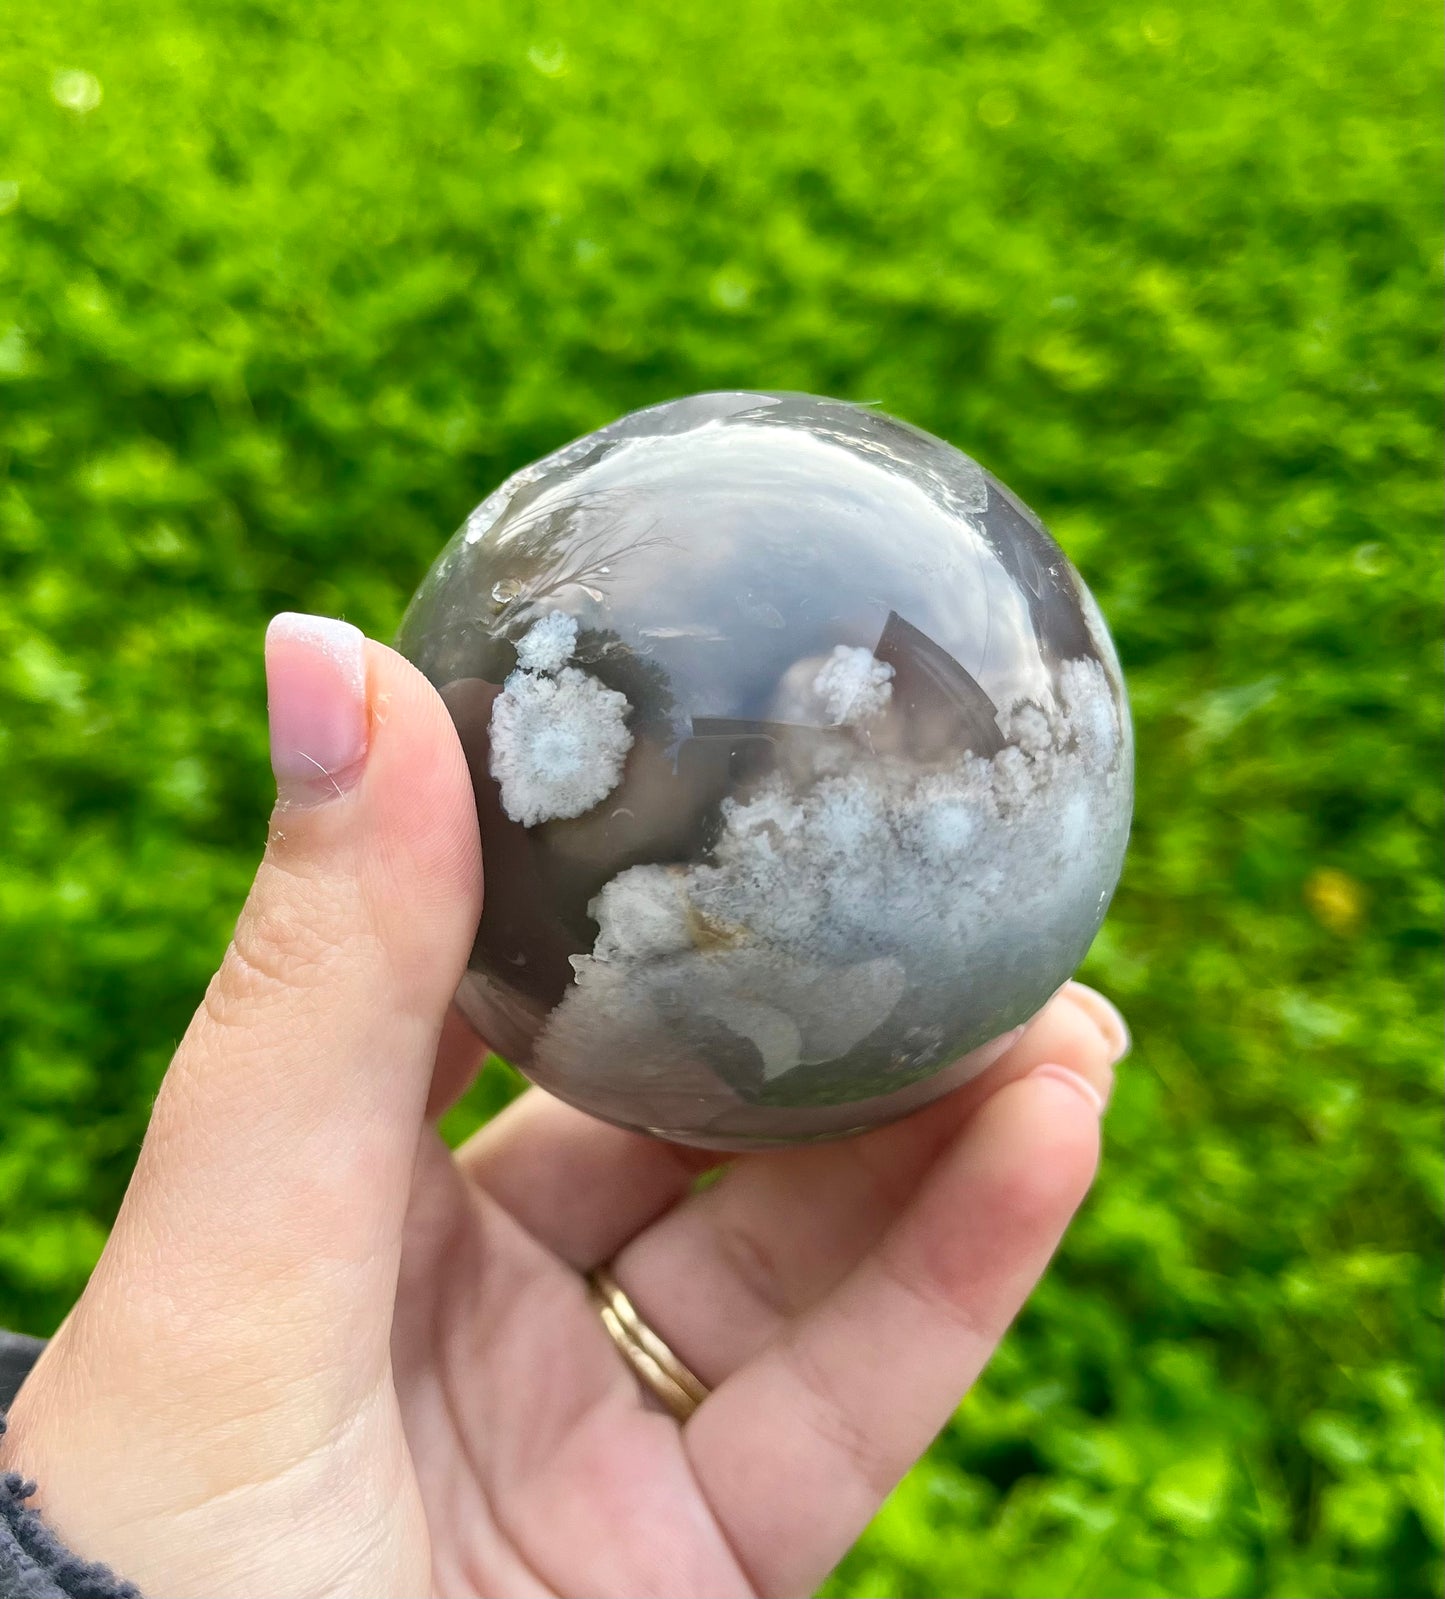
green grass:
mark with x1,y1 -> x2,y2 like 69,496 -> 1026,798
1,0 -> 1441,1594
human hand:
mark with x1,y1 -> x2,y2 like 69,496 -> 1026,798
0,614 -> 1128,1598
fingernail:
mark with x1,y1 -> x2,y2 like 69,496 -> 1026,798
1031,1062 -> 1107,1117
1063,981 -> 1131,1064
265,613 -> 368,804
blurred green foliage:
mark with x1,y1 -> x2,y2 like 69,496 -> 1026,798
1,0 -> 1440,1593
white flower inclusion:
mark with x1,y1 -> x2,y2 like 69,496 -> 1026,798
489,612 -> 632,826
812,644 -> 894,726
535,654 -> 1128,1091
514,610 -> 578,673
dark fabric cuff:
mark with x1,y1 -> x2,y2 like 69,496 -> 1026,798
0,1336 -> 144,1599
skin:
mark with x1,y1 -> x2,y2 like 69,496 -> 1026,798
0,639 -> 1128,1599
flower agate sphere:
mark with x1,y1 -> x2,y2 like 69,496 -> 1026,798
397,392 -> 1132,1149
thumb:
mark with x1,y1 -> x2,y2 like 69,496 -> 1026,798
105,612 -> 483,1357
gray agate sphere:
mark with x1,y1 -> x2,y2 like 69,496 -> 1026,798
397,392 -> 1132,1149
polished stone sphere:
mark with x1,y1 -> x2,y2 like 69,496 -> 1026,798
397,392 -> 1132,1149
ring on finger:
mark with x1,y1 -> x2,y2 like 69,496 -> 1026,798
586,1263 -> 709,1423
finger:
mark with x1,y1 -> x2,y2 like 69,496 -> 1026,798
107,615 -> 482,1355
455,1089 -> 719,1264
425,1003 -> 490,1119
687,1065 -> 1103,1598
609,982 -> 1126,1383
454,983 -> 1121,1271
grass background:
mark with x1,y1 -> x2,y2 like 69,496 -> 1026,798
1,0 -> 1441,1594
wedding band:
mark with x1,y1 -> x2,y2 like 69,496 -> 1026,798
586,1264 -> 709,1423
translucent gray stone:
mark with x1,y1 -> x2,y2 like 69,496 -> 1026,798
397,392 -> 1133,1149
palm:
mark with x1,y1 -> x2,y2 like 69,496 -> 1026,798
388,986 -> 1113,1599
396,1137 -> 748,1597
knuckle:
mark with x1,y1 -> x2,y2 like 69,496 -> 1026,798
710,1212 -> 795,1321
787,1334 -> 898,1503
873,1240 -> 993,1347
201,868 -> 358,1033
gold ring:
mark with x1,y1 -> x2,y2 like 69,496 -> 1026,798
586,1264 -> 709,1423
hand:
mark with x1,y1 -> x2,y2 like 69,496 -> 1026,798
0,614 -> 1128,1599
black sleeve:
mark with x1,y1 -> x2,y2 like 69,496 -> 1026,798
0,1333 -> 143,1599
